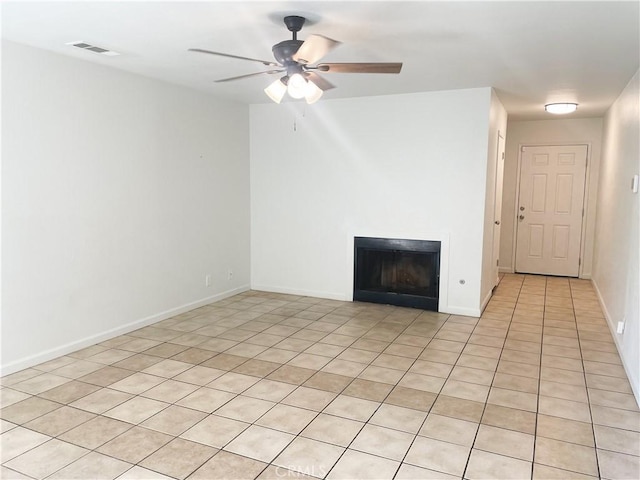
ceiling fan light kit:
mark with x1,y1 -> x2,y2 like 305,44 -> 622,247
190,15 -> 402,104
545,102 -> 578,114
264,73 -> 324,105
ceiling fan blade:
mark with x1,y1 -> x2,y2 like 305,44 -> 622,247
292,34 -> 341,65
215,70 -> 284,83
189,48 -> 279,67
305,72 -> 335,91
317,63 -> 403,74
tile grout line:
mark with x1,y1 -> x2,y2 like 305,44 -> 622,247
530,275 -> 548,480
461,273 -> 526,480
571,277 -> 602,480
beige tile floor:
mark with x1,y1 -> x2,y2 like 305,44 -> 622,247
1,274 -> 639,479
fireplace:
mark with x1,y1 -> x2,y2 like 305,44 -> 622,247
353,237 -> 440,311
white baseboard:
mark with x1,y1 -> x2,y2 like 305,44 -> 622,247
250,284 -> 349,302
440,306 -> 481,317
498,266 -> 514,274
0,285 -> 250,376
591,279 -> 640,408
252,284 -> 481,318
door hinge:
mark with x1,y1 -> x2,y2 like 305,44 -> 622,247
582,208 -> 585,217
502,152 -> 505,160
496,259 -> 499,266
579,258 -> 582,266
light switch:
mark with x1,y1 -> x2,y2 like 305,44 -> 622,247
632,174 -> 639,193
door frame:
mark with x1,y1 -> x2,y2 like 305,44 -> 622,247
510,142 -> 592,278
491,131 -> 506,287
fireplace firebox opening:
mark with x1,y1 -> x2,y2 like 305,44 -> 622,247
354,237 -> 440,311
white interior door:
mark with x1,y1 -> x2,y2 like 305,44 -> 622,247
515,145 -> 587,277
491,133 -> 506,287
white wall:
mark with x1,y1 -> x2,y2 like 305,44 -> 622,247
500,117 -> 603,276
592,70 -> 639,402
1,41 -> 251,374
250,88 -> 494,316
480,90 -> 508,308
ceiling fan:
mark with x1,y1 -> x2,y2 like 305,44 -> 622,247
189,15 -> 403,104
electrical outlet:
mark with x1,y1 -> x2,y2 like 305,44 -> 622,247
616,320 -> 625,334
205,274 -> 211,287
227,269 -> 233,281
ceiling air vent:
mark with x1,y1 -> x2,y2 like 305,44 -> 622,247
66,41 -> 120,56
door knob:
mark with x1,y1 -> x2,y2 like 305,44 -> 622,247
520,206 -> 525,211
519,215 -> 525,220
494,220 -> 501,225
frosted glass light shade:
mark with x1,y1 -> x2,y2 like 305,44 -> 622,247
264,78 -> 287,103
304,80 -> 323,104
287,73 -> 307,99
545,103 -> 578,114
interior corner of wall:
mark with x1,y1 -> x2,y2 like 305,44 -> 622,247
480,288 -> 493,313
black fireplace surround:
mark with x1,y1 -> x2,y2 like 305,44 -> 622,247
353,237 -> 440,311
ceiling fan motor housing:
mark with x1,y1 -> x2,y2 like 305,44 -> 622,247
272,40 -> 303,65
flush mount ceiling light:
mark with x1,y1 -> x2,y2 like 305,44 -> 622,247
189,15 -> 403,104
545,103 -> 578,114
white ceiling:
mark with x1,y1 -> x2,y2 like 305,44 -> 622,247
2,1 -> 639,120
